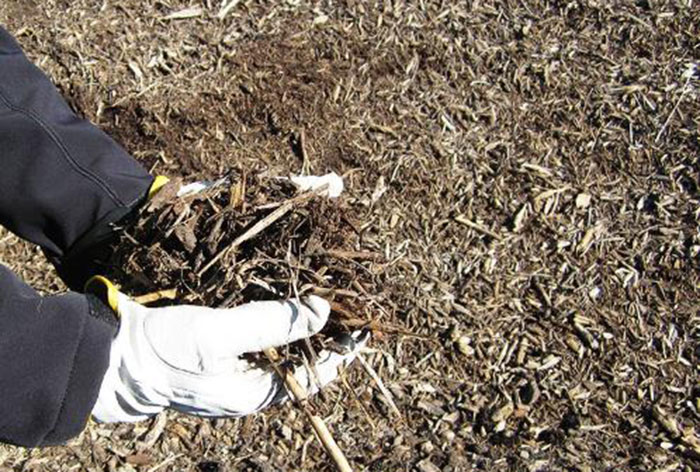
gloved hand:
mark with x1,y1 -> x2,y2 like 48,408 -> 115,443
90,278 -> 368,422
90,170 -> 363,422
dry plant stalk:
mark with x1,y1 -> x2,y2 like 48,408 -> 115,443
356,354 -> 402,421
454,214 -> 503,241
263,347 -> 353,472
196,188 -> 322,277
133,288 -> 178,305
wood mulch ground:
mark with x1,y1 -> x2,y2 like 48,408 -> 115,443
0,1 -> 698,471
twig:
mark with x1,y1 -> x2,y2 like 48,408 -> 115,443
161,7 -> 202,21
309,287 -> 360,298
368,122 -> 398,137
301,346 -> 325,398
329,301 -> 360,319
147,454 -> 183,472
454,214 -> 503,241
655,76 -> 691,143
339,369 -> 376,430
356,354 -> 403,421
133,289 -> 177,305
621,11 -> 654,31
314,249 -> 383,261
341,319 -> 436,341
287,247 -> 324,397
300,129 -> 311,175
197,190 -> 320,276
217,0 -> 241,19
263,347 -> 353,472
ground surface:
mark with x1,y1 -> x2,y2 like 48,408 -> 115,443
1,1 -> 699,471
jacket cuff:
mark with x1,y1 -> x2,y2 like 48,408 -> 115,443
50,182 -> 151,292
40,296 -> 118,445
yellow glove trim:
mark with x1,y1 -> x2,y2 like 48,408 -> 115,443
148,175 -> 170,200
85,276 -> 120,315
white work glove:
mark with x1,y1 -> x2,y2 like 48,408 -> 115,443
91,283 -> 368,422
92,170 -> 363,422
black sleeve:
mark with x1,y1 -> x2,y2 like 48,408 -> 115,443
0,26 -> 151,446
0,26 -> 153,289
0,266 -> 118,447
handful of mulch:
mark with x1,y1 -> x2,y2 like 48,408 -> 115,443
102,171 -> 378,342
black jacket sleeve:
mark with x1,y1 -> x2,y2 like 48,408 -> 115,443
0,266 -> 118,446
0,26 -> 152,446
0,26 -> 153,289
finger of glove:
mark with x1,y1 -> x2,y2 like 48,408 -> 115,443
225,296 -> 331,354
141,295 -> 330,373
164,331 -> 369,417
289,172 -> 344,198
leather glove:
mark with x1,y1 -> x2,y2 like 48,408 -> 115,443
90,279 -> 367,422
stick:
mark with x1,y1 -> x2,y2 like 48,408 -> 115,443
339,369 -> 376,430
454,215 -> 503,241
655,76 -> 691,143
197,190 -> 320,277
217,0 -> 241,19
329,301 -> 359,320
263,347 -> 353,472
308,416 -> 353,470
314,249 -> 383,261
309,287 -> 360,298
133,289 -> 178,305
356,354 -> 403,420
300,129 -> 311,175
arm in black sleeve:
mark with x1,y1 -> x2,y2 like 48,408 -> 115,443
0,26 -> 153,446
0,26 -> 153,289
0,265 -> 118,447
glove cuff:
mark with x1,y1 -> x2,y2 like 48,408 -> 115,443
148,175 -> 170,199
85,276 -> 121,315
43,294 -> 120,443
